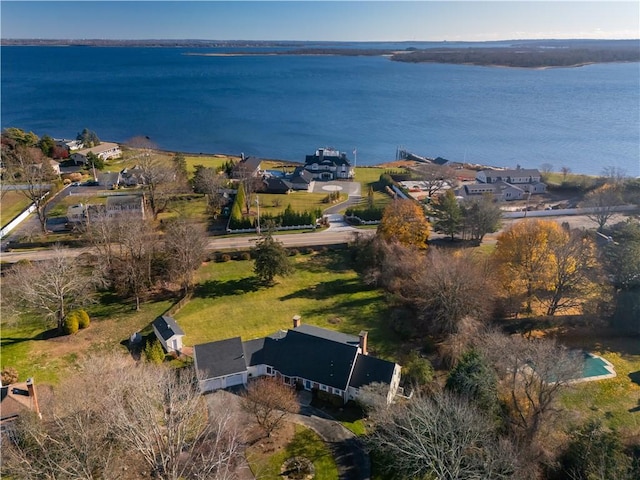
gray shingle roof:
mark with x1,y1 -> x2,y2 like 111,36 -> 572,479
349,353 -> 396,389
152,315 -> 184,341
260,330 -> 359,390
194,337 -> 247,379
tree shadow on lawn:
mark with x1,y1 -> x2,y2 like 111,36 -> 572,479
285,428 -> 333,463
629,371 -> 640,387
1,327 -> 67,347
194,277 -> 261,299
279,278 -> 373,301
294,249 -> 353,274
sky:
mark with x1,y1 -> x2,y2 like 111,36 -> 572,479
1,1 -> 638,42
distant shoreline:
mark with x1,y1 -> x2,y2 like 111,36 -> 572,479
4,38 -> 639,69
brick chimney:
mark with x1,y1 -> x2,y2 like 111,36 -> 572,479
26,377 -> 42,419
359,331 -> 368,355
293,315 -> 301,329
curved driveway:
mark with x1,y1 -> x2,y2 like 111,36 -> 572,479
291,405 -> 371,480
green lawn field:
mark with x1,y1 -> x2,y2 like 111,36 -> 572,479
175,250 -> 400,359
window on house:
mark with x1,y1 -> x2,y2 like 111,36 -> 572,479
333,388 -> 341,395
320,385 -> 328,392
266,366 -> 272,375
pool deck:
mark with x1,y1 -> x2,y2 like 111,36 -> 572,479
568,353 -> 617,384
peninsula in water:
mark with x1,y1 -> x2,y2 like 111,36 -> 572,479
3,38 -> 638,68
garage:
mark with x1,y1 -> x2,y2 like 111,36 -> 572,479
201,377 -> 223,393
224,373 -> 245,388
194,337 -> 249,394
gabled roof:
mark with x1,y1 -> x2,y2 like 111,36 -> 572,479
290,167 -> 313,185
305,148 -> 351,167
293,324 -> 360,347
152,315 -> 184,341
234,156 -> 263,174
197,323 -> 400,393
195,337 -> 247,379
349,353 -> 397,389
1,382 -> 37,422
263,177 -> 293,194
259,330 -> 359,390
479,168 -> 541,178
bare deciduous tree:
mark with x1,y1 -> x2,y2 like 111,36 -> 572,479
242,377 -> 300,438
418,248 -> 495,336
583,184 -> 623,232
413,163 -> 456,198
478,332 -> 583,442
138,153 -> 179,219
5,145 -> 58,234
109,361 -> 242,480
367,391 -> 522,480
193,165 -> 229,218
1,354 -> 243,480
164,218 -> 209,294
111,215 -> 158,310
1,245 -> 97,331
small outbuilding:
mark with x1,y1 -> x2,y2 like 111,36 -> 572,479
151,315 -> 185,354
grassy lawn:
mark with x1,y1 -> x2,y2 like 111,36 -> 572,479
254,192 -> 343,216
175,250 -> 401,359
184,154 -> 239,174
0,296 -> 173,385
560,349 -> 640,437
246,424 -> 339,480
1,191 -> 33,226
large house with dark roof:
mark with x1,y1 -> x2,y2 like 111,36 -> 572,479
304,148 -> 355,181
193,317 -> 401,404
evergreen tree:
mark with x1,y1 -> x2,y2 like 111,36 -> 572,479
252,225 -> 292,285
432,189 -> 463,241
446,350 -> 499,419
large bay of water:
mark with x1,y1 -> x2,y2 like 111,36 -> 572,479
1,46 -> 638,176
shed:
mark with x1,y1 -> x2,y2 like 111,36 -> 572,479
151,315 -> 185,353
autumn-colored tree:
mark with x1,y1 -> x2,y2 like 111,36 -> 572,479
242,377 -> 300,438
542,230 -> 599,316
494,220 -> 600,316
377,199 -> 430,248
493,219 -> 565,314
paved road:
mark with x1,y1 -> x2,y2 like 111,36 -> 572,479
0,218 -> 372,263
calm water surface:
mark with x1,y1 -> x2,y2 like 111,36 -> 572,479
2,46 -> 638,176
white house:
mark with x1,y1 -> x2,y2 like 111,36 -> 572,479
193,316 -> 402,405
304,148 -> 355,181
152,315 -> 185,354
70,142 -> 121,166
476,168 -> 542,185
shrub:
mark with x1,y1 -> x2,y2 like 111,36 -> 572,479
68,309 -> 91,329
1,367 -> 19,385
143,339 -> 165,364
289,248 -> 299,256
219,254 -> 231,262
240,251 -> 251,261
63,312 -> 80,335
